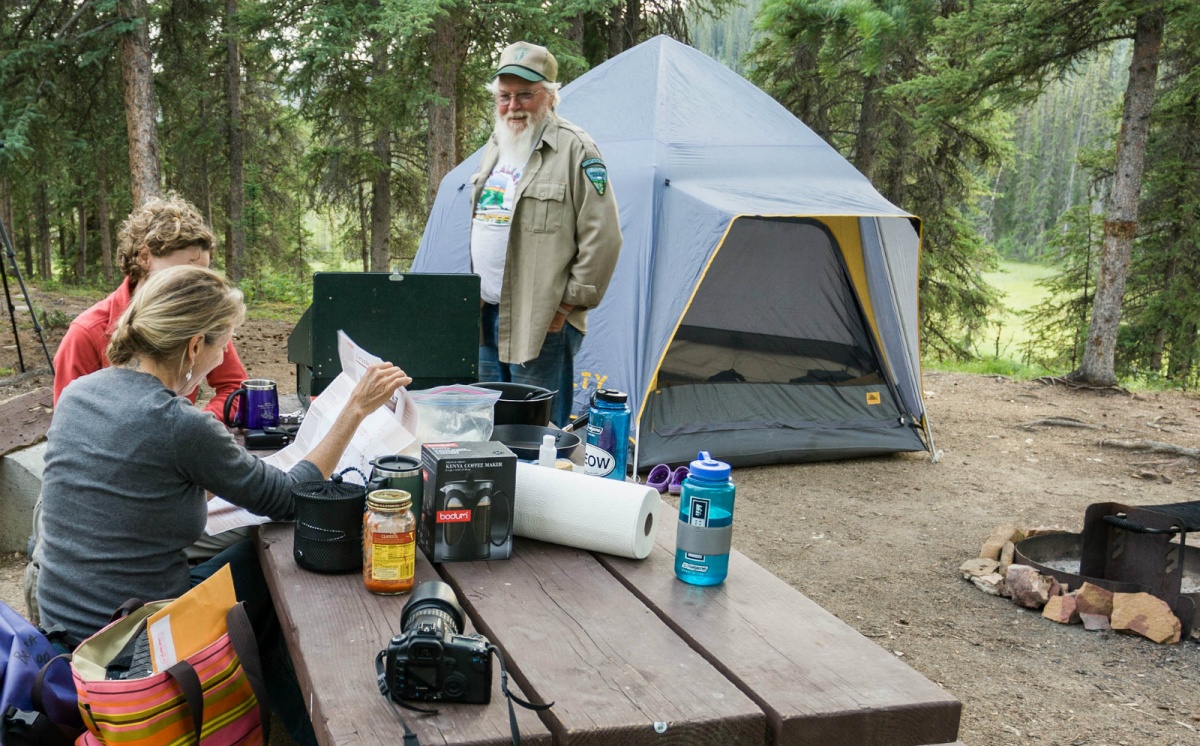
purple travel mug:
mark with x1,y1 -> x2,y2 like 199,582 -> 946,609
223,378 -> 280,430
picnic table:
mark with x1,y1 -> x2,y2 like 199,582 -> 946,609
257,498 -> 962,745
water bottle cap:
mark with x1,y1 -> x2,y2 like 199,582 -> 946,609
542,434 -> 555,446
594,388 -> 628,404
689,450 -> 730,480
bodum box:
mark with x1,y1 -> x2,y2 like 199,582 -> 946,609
419,441 -> 516,562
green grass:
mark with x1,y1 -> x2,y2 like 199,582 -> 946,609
978,260 -> 1056,358
923,259 -> 1060,379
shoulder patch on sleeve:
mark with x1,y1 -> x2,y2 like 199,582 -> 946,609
581,158 -> 608,196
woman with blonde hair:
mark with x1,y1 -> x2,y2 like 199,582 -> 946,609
36,265 -> 408,744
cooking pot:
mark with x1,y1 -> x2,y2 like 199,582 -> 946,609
475,382 -> 555,427
490,424 -> 580,461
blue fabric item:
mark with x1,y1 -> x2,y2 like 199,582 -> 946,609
480,303 -> 582,427
1,600 -> 80,729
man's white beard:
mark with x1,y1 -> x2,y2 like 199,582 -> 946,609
494,107 -> 550,164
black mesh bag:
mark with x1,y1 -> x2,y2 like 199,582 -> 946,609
293,468 -> 367,573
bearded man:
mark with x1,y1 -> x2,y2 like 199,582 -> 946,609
470,41 -> 622,427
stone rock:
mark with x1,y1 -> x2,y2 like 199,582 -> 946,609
960,558 -> 999,579
971,572 -> 1006,596
980,523 -> 1025,560
1111,592 -> 1181,644
1080,612 -> 1111,631
1075,582 -> 1114,618
1006,564 -> 1052,609
1024,525 -> 1071,538
1047,575 -> 1066,597
999,541 -> 1016,574
1043,594 -> 1080,624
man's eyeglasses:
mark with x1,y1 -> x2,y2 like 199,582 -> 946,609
494,90 -> 541,106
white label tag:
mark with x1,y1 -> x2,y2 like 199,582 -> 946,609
149,614 -> 177,672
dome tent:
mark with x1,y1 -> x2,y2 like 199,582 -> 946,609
413,35 -> 933,468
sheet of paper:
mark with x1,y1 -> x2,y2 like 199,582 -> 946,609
146,564 -> 236,673
205,332 -> 418,535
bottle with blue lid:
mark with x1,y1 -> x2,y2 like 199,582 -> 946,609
674,451 -> 735,585
584,389 -> 630,481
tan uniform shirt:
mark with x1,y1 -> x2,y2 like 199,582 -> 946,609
470,116 -> 622,364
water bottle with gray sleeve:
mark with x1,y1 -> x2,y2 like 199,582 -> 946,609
674,451 -> 735,585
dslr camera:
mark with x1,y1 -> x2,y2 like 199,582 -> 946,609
383,581 -> 492,704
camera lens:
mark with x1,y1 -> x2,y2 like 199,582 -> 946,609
400,580 -> 467,636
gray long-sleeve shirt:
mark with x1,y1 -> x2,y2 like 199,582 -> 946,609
36,367 -> 321,640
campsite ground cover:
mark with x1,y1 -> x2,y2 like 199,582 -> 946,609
3,284 -> 1200,745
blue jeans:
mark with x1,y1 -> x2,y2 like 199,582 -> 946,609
191,539 -> 317,746
479,303 -> 583,427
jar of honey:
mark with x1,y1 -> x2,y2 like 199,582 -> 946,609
363,489 -> 416,595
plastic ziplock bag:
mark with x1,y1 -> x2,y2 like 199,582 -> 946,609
408,385 -> 502,449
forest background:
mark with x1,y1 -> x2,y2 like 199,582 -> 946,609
1,0 -> 1199,388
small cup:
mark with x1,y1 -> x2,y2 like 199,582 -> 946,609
224,379 -> 280,430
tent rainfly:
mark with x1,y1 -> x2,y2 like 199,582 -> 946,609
413,35 -> 934,469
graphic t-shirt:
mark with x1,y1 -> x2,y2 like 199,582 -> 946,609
471,160 -> 523,304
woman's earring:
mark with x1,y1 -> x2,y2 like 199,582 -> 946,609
185,362 -> 194,383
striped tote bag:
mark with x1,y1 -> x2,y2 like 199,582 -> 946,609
70,601 -> 269,746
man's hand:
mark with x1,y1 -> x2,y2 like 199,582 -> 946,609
549,303 -> 573,333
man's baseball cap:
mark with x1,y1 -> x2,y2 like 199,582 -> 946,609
493,41 -> 557,83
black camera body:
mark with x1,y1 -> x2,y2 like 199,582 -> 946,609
384,581 -> 492,704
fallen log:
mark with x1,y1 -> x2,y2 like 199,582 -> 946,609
1019,417 -> 1101,430
1033,375 -> 1131,395
1098,439 -> 1200,459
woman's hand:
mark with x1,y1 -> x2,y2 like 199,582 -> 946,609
347,363 -> 412,419
302,362 -> 412,478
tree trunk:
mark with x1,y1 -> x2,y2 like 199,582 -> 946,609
58,216 -> 68,282
1073,9 -> 1164,385
854,70 -> 885,183
225,0 -> 245,282
357,182 -> 369,272
370,126 -> 392,271
199,99 -> 214,229
20,223 -> 33,279
36,185 -> 51,279
427,11 -> 462,211
1167,322 -> 1196,380
97,159 -> 114,284
76,180 -> 87,282
119,0 -> 161,208
0,182 -> 11,258
296,210 -> 305,283
368,37 -> 391,272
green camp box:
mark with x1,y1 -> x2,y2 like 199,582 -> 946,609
288,272 -> 480,399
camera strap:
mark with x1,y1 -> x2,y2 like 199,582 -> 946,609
374,649 -> 434,745
488,644 -> 554,746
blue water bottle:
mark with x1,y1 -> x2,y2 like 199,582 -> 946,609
584,389 -> 630,481
674,451 -> 735,585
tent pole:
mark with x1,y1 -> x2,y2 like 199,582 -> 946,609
923,418 -> 941,464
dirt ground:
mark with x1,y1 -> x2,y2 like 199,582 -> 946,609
3,283 -> 1200,745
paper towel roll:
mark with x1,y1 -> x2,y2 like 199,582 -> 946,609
513,462 -> 659,559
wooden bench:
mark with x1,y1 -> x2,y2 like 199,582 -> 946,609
258,499 -> 961,745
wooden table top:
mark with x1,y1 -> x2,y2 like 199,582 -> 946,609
258,499 -> 960,745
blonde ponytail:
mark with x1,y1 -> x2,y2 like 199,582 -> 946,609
107,265 -> 244,368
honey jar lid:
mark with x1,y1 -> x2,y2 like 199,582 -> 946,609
367,489 -> 412,512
